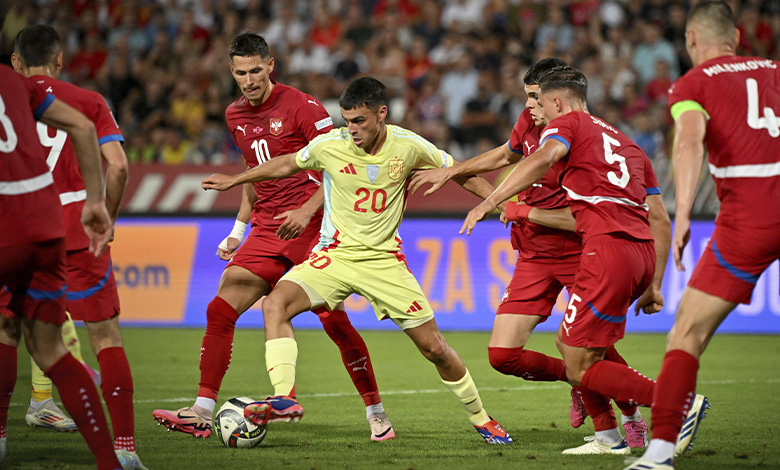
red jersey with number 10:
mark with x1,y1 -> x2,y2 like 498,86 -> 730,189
30,75 -> 123,252
540,111 -> 653,242
0,66 -> 64,248
668,55 -> 780,230
508,108 -> 581,259
225,82 -> 333,244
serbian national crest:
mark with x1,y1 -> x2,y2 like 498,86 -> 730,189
270,118 -> 283,135
388,156 -> 404,180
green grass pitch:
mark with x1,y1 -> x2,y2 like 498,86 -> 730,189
5,327 -> 780,469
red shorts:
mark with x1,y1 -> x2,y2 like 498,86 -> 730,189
226,228 -> 316,288
496,255 -> 580,319
560,235 -> 655,348
689,224 -> 780,304
0,238 -> 67,325
65,246 -> 120,322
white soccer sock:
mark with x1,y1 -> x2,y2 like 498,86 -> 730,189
595,427 -> 623,444
194,397 -> 216,414
643,439 -> 676,462
621,409 -> 643,424
366,403 -> 385,420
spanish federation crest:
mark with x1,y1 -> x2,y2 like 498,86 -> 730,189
366,165 -> 380,183
388,156 -> 404,180
270,118 -> 283,135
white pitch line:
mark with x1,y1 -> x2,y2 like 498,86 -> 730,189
7,377 -> 779,407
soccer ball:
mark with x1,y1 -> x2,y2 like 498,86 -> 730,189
214,397 -> 267,448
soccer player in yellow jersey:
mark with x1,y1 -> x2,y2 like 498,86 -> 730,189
202,77 -> 512,444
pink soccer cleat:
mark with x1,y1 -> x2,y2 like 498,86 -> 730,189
152,407 -> 212,438
570,388 -> 588,428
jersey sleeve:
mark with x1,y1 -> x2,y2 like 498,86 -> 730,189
644,157 -> 661,196
26,77 -> 54,120
295,132 -> 331,171
412,134 -> 454,170
668,74 -> 709,121
92,94 -> 124,145
507,111 -> 532,155
295,94 -> 333,142
539,113 -> 577,151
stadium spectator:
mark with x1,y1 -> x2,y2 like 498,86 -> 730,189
630,2 -> 780,468
439,51 -> 479,131
535,6 -> 575,54
631,22 -> 679,85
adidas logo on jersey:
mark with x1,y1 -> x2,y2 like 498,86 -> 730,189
340,163 -> 357,175
406,301 -> 423,313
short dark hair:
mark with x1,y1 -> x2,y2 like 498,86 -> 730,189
523,58 -> 568,86
539,69 -> 589,103
339,77 -> 388,111
14,24 -> 62,67
688,1 -> 736,37
228,32 -> 270,60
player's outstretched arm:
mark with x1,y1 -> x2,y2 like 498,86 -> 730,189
461,141 -> 564,235
635,193 -> 672,315
409,143 -> 520,196
274,184 -> 323,240
217,183 -> 255,260
202,153 -> 301,191
39,98 -> 112,256
501,204 -> 576,232
671,109 -> 707,271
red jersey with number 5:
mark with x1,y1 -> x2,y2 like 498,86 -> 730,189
508,108 -> 581,259
225,82 -> 333,238
30,75 -> 123,252
0,66 -> 64,247
540,111 -> 653,242
668,55 -> 780,229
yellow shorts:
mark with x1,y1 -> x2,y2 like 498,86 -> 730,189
280,249 -> 434,329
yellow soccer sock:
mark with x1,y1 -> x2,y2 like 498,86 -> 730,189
265,337 -> 298,397
442,369 -> 490,426
61,312 -> 84,362
30,357 -> 53,403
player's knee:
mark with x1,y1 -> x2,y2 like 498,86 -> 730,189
206,297 -> 239,336
488,347 -> 522,375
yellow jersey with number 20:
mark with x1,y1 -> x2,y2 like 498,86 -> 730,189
295,124 -> 453,257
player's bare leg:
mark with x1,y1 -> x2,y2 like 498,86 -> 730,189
154,265 -> 267,437
405,318 -> 512,444
636,288 -> 730,466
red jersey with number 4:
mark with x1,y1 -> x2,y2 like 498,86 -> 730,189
507,109 -> 581,259
225,82 -> 333,241
668,55 -> 780,229
0,66 -> 64,248
30,75 -> 123,252
540,111 -> 653,242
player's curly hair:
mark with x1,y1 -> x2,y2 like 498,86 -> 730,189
339,77 -> 388,111
229,32 -> 270,60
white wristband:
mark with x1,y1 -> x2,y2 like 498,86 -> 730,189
216,220 -> 248,254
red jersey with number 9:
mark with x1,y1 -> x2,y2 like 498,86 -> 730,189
225,82 -> 333,238
30,75 -> 123,252
0,66 -> 64,248
540,111 -> 653,242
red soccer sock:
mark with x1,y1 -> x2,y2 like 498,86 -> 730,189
198,296 -> 240,401
47,353 -> 120,470
604,346 -> 639,416
318,309 -> 380,406
652,350 -> 699,443
581,360 -> 655,407
97,347 -> 135,451
488,347 -> 567,382
0,343 -> 17,434
580,388 -> 617,431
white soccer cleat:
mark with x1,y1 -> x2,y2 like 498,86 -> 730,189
675,394 -> 710,456
0,437 -> 6,466
25,399 -> 77,432
563,436 -> 631,455
368,412 -> 395,441
623,457 -> 675,469
115,449 -> 149,470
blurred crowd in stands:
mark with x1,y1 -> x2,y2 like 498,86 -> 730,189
1,0 -> 778,214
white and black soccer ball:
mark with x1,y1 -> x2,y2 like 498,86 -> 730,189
214,397 -> 267,448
